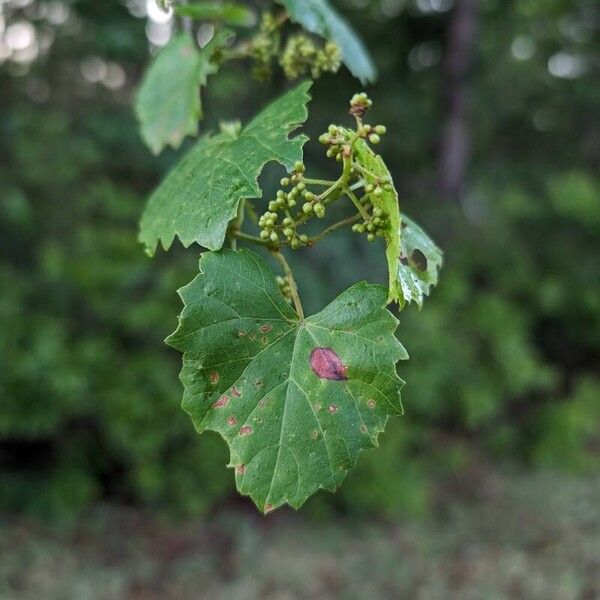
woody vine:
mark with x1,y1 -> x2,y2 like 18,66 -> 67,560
135,0 -> 443,513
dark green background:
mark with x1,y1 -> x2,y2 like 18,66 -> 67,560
1,0 -> 598,524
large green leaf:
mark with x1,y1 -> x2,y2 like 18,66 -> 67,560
277,0 -> 376,84
167,249 -> 407,512
140,81 -> 311,255
397,215 -> 443,309
135,31 -> 230,155
354,138 -> 402,305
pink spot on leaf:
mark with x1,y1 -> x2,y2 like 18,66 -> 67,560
310,347 -> 348,381
212,396 -> 229,408
260,324 -> 272,333
367,399 -> 376,409
328,404 -> 338,414
227,416 -> 237,426
209,371 -> 220,385
239,425 -> 252,436
236,464 -> 246,475
231,386 -> 241,397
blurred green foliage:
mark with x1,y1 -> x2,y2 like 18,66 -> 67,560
0,0 -> 598,519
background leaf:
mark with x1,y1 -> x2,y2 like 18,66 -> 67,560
277,0 -> 376,84
135,31 -> 230,155
175,3 -> 256,27
139,81 -> 312,254
167,249 -> 407,512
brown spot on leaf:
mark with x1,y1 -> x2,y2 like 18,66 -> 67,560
238,331 -> 246,337
212,395 -> 229,408
360,425 -> 368,433
231,386 -> 241,397
264,503 -> 274,514
209,371 -> 220,385
236,464 -> 246,475
367,399 -> 376,409
328,404 -> 338,413
227,416 -> 237,426
239,425 -> 252,436
261,337 -> 268,344
410,248 -> 428,272
400,254 -> 409,266
311,430 -> 320,440
310,347 -> 348,381
260,324 -> 273,333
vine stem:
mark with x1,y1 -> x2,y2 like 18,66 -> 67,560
233,230 -> 277,249
308,213 -> 362,244
344,187 -> 370,221
271,250 -> 304,321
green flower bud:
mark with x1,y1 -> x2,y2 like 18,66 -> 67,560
373,207 -> 383,217
366,223 -> 375,232
375,125 -> 387,135
260,230 -> 270,240
365,183 -> 374,193
367,233 -> 376,242
280,177 -> 290,187
368,133 -> 381,145
268,201 -> 277,211
294,161 -> 304,172
283,227 -> 294,237
287,198 -> 297,207
282,217 -> 293,226
290,239 -> 300,249
269,231 -> 279,243
303,191 -> 315,201
302,202 -> 313,214
299,234 -> 308,243
296,181 -> 305,191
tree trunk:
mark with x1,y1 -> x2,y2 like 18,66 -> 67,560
437,0 -> 479,202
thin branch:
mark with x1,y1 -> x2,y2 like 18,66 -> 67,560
309,213 -> 362,244
344,187 -> 370,221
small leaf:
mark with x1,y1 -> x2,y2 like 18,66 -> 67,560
135,31 -> 231,155
175,3 -> 257,27
353,138 -> 401,305
167,249 -> 408,512
397,215 -> 443,308
139,81 -> 311,254
277,0 -> 376,84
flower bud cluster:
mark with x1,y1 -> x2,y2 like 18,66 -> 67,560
280,35 -> 341,80
276,275 -> 293,303
349,92 -> 372,119
251,12 -> 280,81
352,207 -> 390,242
259,162 -> 311,248
318,124 -> 353,162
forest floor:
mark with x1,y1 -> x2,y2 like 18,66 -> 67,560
0,469 -> 599,600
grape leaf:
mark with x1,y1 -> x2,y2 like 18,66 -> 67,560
354,138 -> 402,305
167,249 -> 408,512
175,3 -> 256,27
139,81 -> 312,255
397,214 -> 443,309
277,0 -> 376,84
135,31 -> 231,155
